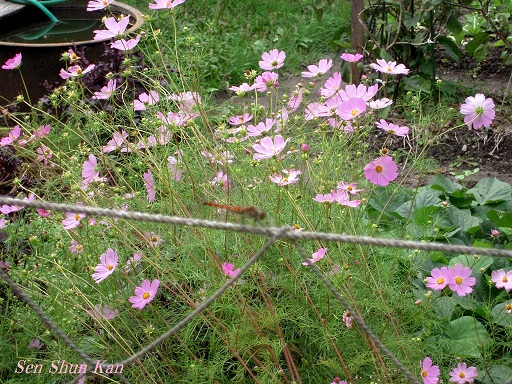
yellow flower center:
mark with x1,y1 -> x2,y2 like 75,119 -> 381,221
102,0 -> 108,4
143,292 -> 150,299
351,109 -> 358,116
74,214 -> 80,221
387,67 -> 392,72
107,264 -> 113,271
77,68 -> 83,74
375,165 -> 383,173
437,278 -> 444,284
459,372 -> 465,378
421,370 -> 427,377
347,186 -> 353,190
455,277 -> 463,285
503,276 -> 508,283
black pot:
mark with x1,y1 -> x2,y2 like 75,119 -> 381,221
0,1 -> 143,108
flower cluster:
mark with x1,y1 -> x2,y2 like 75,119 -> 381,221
425,264 -> 476,296
420,357 -> 478,384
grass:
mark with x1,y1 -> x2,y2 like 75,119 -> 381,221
1,1 -> 511,384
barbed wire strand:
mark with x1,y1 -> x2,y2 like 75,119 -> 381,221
1,196 -> 512,258
2,195 -> 512,383
292,240 -> 421,384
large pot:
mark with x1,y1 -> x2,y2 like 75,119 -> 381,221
0,1 -> 143,108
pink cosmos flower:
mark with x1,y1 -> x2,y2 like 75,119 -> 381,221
420,357 -> 440,384
254,71 -> 279,92
111,35 -> 141,51
59,64 -> 95,79
370,59 -> 409,75
340,53 -> 363,62
82,154 -> 100,185
87,304 -> 119,321
168,155 -> 183,181
36,208 -> 50,217
0,193 -> 34,214
229,113 -> 253,126
62,211 -> 85,230
143,170 -> 156,202
92,79 -> 118,100
134,91 -> 159,111
331,377 -> 348,384
336,97 -> 367,120
269,169 -> 302,186
149,0 -> 185,9
302,247 -> 327,266
342,311 -> 353,328
425,267 -> 450,290
338,83 -> 379,102
259,49 -> 286,71
222,262 -> 241,277
376,119 -> 409,137
331,189 -> 361,207
449,362 -> 478,384
86,0 -> 114,11
129,279 -> 160,309
446,264 -> 476,296
252,135 -> 289,160
36,144 -> 53,166
304,102 -> 331,120
0,218 -> 7,229
247,118 -> 276,137
212,170 -> 231,190
491,269 -> 512,292
28,339 -> 43,349
168,91 -> 201,112
337,182 -> 363,195
143,231 -> 164,248
229,82 -> 256,95
0,125 -> 21,146
34,124 -> 51,138
364,155 -> 398,186
125,252 -> 142,272
288,88 -> 303,111
102,130 -> 128,153
302,59 -> 333,77
93,16 -> 130,40
460,93 -> 495,130
91,248 -> 118,283
312,193 -> 335,203
68,240 -> 83,253
320,72 -> 343,98
201,150 -> 235,165
368,98 -> 393,109
2,53 -> 22,70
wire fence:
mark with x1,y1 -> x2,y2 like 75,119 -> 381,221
1,195 -> 512,384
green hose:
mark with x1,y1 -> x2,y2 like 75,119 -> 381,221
8,0 -> 69,22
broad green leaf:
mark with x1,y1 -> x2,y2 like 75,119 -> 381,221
427,174 -> 463,194
440,206 -> 482,232
466,31 -> 489,55
403,75 -> 431,93
487,211 -> 512,227
368,187 -> 411,220
467,177 -> 512,205
443,316 -> 489,358
479,365 -> 512,384
394,189 -> 441,219
473,43 -> 490,63
438,36 -> 461,62
449,254 -> 494,272
491,300 -> 512,327
413,206 -> 441,225
432,296 -> 456,318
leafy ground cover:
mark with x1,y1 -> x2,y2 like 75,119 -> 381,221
0,0 -> 512,384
